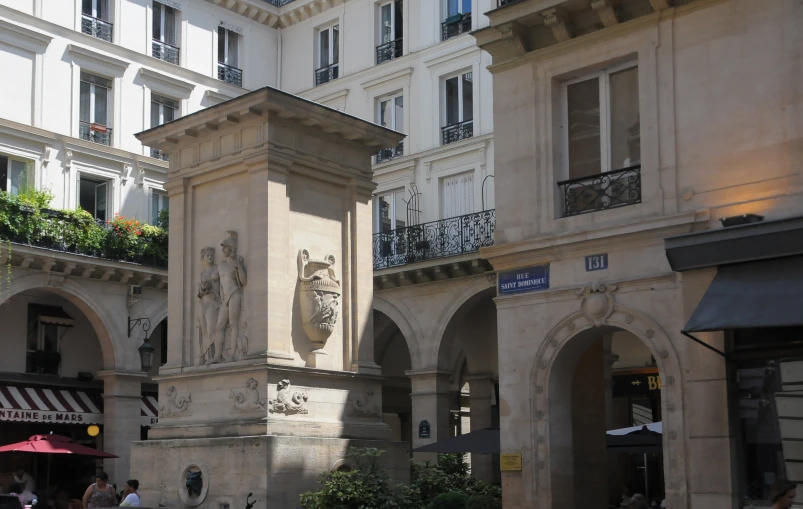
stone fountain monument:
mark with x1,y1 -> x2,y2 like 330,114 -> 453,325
131,87 -> 406,508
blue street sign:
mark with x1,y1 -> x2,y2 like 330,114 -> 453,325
498,265 -> 550,295
585,253 -> 608,272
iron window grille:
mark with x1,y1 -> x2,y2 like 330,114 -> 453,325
217,62 -> 243,87
442,13 -> 472,41
152,40 -> 180,65
376,38 -> 403,65
81,14 -> 113,42
556,165 -> 642,217
79,121 -> 112,146
376,142 -> 404,164
441,120 -> 473,145
314,63 -> 339,86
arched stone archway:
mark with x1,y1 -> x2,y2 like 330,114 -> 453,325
528,302 -> 687,509
373,295 -> 423,369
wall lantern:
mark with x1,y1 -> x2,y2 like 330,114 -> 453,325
720,213 -> 764,228
129,317 -> 153,372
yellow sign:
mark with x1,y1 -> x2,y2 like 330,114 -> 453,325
500,453 -> 522,471
87,425 -> 100,437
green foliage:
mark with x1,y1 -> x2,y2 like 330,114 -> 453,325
466,495 -> 501,509
411,455 -> 501,507
156,207 -> 169,230
428,492 -> 468,509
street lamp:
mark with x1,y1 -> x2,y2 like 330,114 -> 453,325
129,317 -> 153,372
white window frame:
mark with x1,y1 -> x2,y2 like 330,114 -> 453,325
373,188 -> 407,233
151,94 -> 177,128
80,74 -> 111,128
151,189 -> 168,225
560,60 -> 639,179
218,27 -> 239,67
317,23 -> 339,70
152,1 -> 177,46
83,0 -> 109,20
0,155 -> 35,196
442,70 -> 473,127
77,173 -> 112,221
443,0 -> 471,18
377,0 -> 402,45
376,92 -> 404,132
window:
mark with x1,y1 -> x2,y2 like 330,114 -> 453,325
217,27 -> 242,86
565,63 -> 640,180
374,189 -> 407,233
78,175 -> 109,221
376,94 -> 404,162
79,72 -> 112,145
150,94 -> 177,160
442,72 -> 473,145
81,0 -> 112,42
152,1 -> 179,65
376,1 -> 402,64
440,172 -> 474,219
0,156 -> 34,196
442,0 -> 471,41
26,305 -> 72,375
151,191 -> 169,225
314,24 -> 339,86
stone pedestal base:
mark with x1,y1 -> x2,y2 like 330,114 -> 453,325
131,435 -> 410,509
306,349 -> 331,369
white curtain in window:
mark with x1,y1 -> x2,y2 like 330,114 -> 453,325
8,160 -> 33,196
440,172 -> 474,219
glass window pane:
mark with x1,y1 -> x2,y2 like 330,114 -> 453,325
394,0 -> 403,41
228,31 -> 239,67
217,28 -> 225,63
448,0 -> 458,16
567,78 -> 601,180
378,195 -> 392,233
97,0 -> 107,20
609,66 -> 640,169
381,4 -> 392,43
462,72 -> 473,122
151,194 -> 160,224
379,100 -> 390,128
445,77 -> 459,125
95,182 -> 107,221
394,96 -> 403,131
153,3 -> 162,41
82,0 -> 92,16
164,105 -> 175,123
80,81 -> 90,123
9,160 -> 32,196
0,157 -> 7,193
462,0 -> 471,13
332,25 -> 339,64
394,190 -> 406,228
94,86 -> 107,125
151,102 -> 160,128
320,29 -> 329,67
164,6 -> 176,45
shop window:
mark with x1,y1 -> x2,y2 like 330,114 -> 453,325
77,175 -> 110,222
26,305 -> 73,375
0,156 -> 34,196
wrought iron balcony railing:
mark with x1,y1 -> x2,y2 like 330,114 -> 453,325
217,62 -> 243,87
498,0 -> 520,6
263,0 -> 295,5
442,13 -> 472,41
79,121 -> 112,146
150,148 -> 169,161
314,63 -> 339,86
373,209 -> 495,270
557,165 -> 642,217
376,38 -> 403,65
376,142 -> 404,164
441,120 -> 473,145
81,14 -> 113,42
152,40 -> 180,65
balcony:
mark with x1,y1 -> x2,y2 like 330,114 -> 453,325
264,0 -> 296,5
498,0 -> 520,6
442,13 -> 472,41
557,165 -> 642,217
81,14 -> 113,42
0,193 -> 167,269
150,148 -> 169,161
373,209 -> 495,270
79,121 -> 112,146
441,120 -> 473,145
314,63 -> 339,86
217,62 -> 243,87
376,38 -> 403,65
376,142 -> 404,164
152,40 -> 180,65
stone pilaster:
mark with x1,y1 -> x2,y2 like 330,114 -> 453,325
466,374 -> 495,482
99,370 -> 146,487
407,369 -> 453,462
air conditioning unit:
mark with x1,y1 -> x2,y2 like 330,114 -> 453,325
129,285 -> 143,296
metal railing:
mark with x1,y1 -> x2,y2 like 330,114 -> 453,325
79,121 -> 112,146
376,142 -> 404,164
373,209 -> 495,270
556,165 -> 642,217
217,62 -> 243,87
150,148 -> 169,161
0,207 -> 167,269
441,120 -> 473,145
442,13 -> 472,41
498,0 -> 520,6
81,14 -> 113,42
263,0 -> 296,5
152,40 -> 180,65
314,63 -> 339,86
376,38 -> 403,65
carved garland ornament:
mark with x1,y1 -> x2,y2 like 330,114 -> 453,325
297,249 -> 341,349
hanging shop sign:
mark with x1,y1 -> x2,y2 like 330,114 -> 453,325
498,265 -> 550,296
418,420 -> 430,439
500,453 -> 522,471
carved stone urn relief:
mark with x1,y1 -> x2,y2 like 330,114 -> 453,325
297,249 -> 341,354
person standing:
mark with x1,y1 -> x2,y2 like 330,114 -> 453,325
118,480 -> 140,507
81,472 -> 115,508
13,469 -> 35,495
770,480 -> 797,509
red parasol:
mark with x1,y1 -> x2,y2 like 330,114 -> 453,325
0,434 -> 117,489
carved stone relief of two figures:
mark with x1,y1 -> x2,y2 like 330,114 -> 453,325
196,231 -> 248,365
297,249 -> 340,349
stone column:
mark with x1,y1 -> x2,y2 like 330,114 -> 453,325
162,178 -> 187,372
603,336 -> 623,506
466,374 -> 494,482
407,370 -> 452,463
99,370 -> 146,487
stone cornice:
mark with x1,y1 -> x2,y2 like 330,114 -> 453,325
139,68 -> 196,98
482,210 -> 709,271
360,67 -> 414,90
203,0 -> 349,30
67,44 -> 130,78
0,17 -> 52,52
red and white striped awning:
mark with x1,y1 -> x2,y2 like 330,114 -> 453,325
0,385 -> 103,424
141,395 -> 158,427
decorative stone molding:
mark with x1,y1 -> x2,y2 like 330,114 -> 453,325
497,22 -> 527,57
47,274 -> 64,287
161,386 -> 191,416
268,379 -> 308,415
542,8 -> 573,43
347,386 -> 380,418
177,462 -> 208,507
229,378 -> 265,413
577,282 -> 617,327
297,249 -> 340,349
591,0 -> 620,27
649,0 -> 672,11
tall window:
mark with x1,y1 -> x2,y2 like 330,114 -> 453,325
376,1 -> 403,64
565,63 -> 640,180
81,0 -> 112,42
314,24 -> 339,86
0,156 -> 34,196
442,0 -> 471,41
78,175 -> 109,221
442,72 -> 473,145
150,94 -> 177,160
79,72 -> 112,146
151,191 -> 169,225
374,189 -> 406,233
440,172 -> 474,219
26,305 -> 71,375
376,94 -> 404,162
152,1 -> 179,65
217,27 -> 242,86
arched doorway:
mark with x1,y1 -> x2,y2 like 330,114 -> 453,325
374,310 -> 413,450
